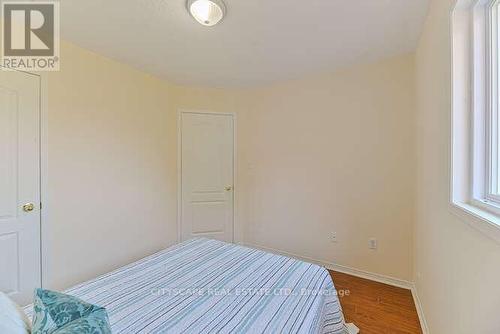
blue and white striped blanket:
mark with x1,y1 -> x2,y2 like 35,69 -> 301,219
26,238 -> 348,333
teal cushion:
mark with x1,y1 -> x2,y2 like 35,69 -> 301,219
32,289 -> 111,334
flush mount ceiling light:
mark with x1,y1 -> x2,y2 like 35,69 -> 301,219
187,0 -> 226,27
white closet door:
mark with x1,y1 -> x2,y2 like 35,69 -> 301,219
0,70 -> 41,305
181,112 -> 234,243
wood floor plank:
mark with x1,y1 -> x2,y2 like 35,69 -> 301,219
329,271 -> 422,334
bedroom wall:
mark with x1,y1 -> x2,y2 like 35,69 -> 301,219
43,46 -> 417,289
241,54 -> 416,281
34,39 -> 417,289
414,0 -> 500,332
42,42 -> 254,290
45,41 -> 179,290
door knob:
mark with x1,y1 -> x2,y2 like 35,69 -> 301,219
224,185 -> 233,191
22,203 -> 35,212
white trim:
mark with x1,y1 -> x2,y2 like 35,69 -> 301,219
177,111 -> 182,243
451,0 -> 500,244
39,73 -> 50,288
232,113 -> 240,243
240,242 -> 412,289
411,285 -> 430,334
487,0 -> 498,199
325,262 -> 412,290
176,109 -> 238,244
450,202 -> 500,243
241,242 -> 430,332
1,68 -> 48,289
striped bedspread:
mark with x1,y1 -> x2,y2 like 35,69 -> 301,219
26,238 -> 348,333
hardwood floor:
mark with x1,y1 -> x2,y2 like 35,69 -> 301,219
329,271 -> 422,334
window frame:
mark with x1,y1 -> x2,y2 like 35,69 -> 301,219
451,0 -> 500,244
486,0 -> 500,200
473,0 -> 500,212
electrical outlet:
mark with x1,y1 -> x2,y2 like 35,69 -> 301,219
369,238 -> 377,250
330,232 -> 337,243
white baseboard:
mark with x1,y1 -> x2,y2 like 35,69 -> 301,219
325,261 -> 412,290
240,242 -> 429,333
411,285 -> 429,334
241,242 -> 413,289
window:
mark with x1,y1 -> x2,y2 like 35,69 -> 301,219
452,0 -> 500,242
474,0 -> 500,209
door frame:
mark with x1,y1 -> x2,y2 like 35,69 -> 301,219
177,109 -> 238,244
1,68 -> 48,290
39,73 -> 49,289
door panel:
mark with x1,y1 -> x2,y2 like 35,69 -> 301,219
0,70 -> 41,305
0,232 -> 20,294
0,86 -> 18,219
191,202 -> 226,233
181,112 -> 234,242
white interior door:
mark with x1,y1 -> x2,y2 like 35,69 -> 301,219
0,70 -> 41,305
181,112 -> 234,243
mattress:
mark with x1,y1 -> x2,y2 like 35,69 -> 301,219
26,238 -> 348,333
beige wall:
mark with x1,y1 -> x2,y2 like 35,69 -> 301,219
242,54 -> 416,281
44,43 -> 254,290
415,0 -> 500,333
18,4 -> 500,330
46,42 -> 179,289
172,59 -> 417,282
43,42 -> 417,290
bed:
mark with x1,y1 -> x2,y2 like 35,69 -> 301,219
26,238 -> 349,333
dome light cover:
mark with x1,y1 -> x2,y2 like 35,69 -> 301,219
187,0 -> 226,27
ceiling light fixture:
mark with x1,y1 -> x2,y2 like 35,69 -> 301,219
187,0 -> 226,27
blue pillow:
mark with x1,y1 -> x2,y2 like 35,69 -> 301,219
32,289 -> 111,334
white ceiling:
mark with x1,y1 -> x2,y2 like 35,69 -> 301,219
60,0 -> 429,88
